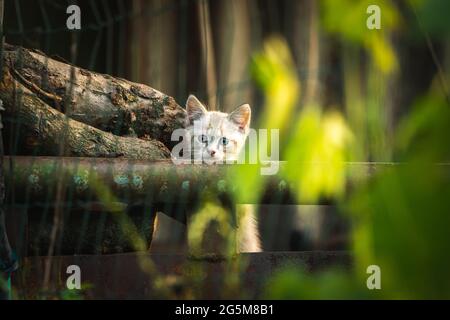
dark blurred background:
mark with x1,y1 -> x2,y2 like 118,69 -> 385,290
5,0 -> 447,131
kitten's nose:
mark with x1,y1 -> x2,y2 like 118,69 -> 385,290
210,150 -> 216,157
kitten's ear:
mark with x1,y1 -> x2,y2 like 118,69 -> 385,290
229,104 -> 251,132
186,95 -> 207,124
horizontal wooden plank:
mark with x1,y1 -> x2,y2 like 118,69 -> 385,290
12,251 -> 352,299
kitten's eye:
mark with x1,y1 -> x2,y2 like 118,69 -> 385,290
220,137 -> 229,146
198,134 -> 208,144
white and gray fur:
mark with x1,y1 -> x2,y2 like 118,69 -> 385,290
184,95 -> 251,164
184,95 -> 261,252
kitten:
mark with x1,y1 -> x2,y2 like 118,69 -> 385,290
172,95 -> 262,252
184,95 -> 251,164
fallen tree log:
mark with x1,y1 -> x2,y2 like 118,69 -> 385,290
0,69 -> 170,159
2,43 -> 187,149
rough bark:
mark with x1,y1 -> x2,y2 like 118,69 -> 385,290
0,68 -> 171,159
2,43 -> 187,150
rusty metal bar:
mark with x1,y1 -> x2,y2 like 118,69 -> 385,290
9,157 -> 446,256
2,156 -> 399,209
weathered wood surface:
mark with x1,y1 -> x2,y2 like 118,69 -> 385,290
13,251 -> 352,299
0,68 -> 171,159
1,43 -> 187,150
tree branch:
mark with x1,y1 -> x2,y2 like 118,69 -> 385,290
0,68 -> 171,159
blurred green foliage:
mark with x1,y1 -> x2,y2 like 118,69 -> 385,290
260,0 -> 450,299
252,37 -> 300,132
416,0 -> 450,37
321,0 -> 400,74
397,90 -> 450,161
187,202 -> 236,256
264,266 -> 375,299
284,109 -> 353,202
347,87 -> 450,299
245,36 -> 354,203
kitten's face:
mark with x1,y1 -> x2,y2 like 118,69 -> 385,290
185,95 -> 251,164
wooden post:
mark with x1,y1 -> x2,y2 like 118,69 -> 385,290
0,0 -> 17,300
197,0 -> 217,109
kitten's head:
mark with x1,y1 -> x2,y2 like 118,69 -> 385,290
185,95 -> 251,164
